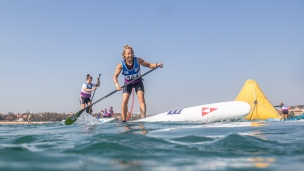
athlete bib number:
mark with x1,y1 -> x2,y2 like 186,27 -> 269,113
126,74 -> 140,81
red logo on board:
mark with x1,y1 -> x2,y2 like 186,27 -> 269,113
202,107 -> 218,116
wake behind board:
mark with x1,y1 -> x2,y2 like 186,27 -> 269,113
136,101 -> 250,123
99,118 -> 115,123
84,118 -> 116,126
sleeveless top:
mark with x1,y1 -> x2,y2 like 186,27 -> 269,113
121,57 -> 142,84
108,109 -> 113,115
80,82 -> 96,98
282,106 -> 288,111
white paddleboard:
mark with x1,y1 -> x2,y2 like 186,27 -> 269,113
136,101 -> 250,122
98,118 -> 115,123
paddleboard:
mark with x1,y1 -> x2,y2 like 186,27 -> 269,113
98,118 -> 115,123
136,101 -> 250,122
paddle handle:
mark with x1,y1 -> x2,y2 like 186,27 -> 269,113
91,73 -> 101,101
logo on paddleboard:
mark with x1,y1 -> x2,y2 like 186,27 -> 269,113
202,107 -> 218,116
167,109 -> 183,115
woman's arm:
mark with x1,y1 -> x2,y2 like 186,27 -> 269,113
113,63 -> 122,90
137,58 -> 163,68
83,85 -> 96,92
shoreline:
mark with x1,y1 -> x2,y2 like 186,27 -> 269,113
0,121 -> 50,125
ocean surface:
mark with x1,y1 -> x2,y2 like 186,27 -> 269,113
1,114 -> 304,171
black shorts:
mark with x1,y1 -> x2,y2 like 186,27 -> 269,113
282,109 -> 289,114
80,96 -> 91,104
123,81 -> 145,94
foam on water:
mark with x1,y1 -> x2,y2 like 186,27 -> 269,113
1,143 -> 43,152
73,112 -> 102,125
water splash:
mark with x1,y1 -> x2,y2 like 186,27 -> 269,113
74,112 -> 101,125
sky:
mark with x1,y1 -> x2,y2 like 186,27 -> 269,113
0,0 -> 303,114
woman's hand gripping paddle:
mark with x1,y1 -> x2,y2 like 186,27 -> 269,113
65,66 -> 160,125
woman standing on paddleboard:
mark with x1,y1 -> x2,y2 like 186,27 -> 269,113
280,102 -> 289,121
80,74 -> 100,113
113,44 -> 163,122
275,102 -> 289,121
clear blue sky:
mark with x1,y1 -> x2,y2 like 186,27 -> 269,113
0,0 -> 303,114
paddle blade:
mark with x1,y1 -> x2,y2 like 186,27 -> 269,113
64,108 -> 86,125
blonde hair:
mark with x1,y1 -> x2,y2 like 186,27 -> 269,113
86,74 -> 92,81
122,44 -> 134,59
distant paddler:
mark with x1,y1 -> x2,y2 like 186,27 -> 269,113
113,44 -> 163,122
102,109 -> 110,118
28,114 -> 32,124
108,106 -> 114,117
80,74 -> 100,113
274,102 -> 289,121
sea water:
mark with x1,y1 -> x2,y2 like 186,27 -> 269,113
0,114 -> 303,171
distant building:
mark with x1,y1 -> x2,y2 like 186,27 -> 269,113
293,106 -> 303,116
287,106 -> 303,116
0,114 -> 4,120
21,114 -> 28,119
17,118 -> 24,122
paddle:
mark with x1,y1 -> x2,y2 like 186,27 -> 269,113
65,66 -> 160,125
88,73 -> 101,114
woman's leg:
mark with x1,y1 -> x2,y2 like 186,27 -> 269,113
80,96 -> 85,109
122,93 -> 130,121
137,91 -> 146,119
86,102 -> 92,113
285,114 -> 288,120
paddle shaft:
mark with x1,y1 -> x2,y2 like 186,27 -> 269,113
91,74 -> 101,100
89,73 -> 101,113
87,66 -> 159,109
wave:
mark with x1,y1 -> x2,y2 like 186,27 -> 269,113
1,121 -> 304,171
